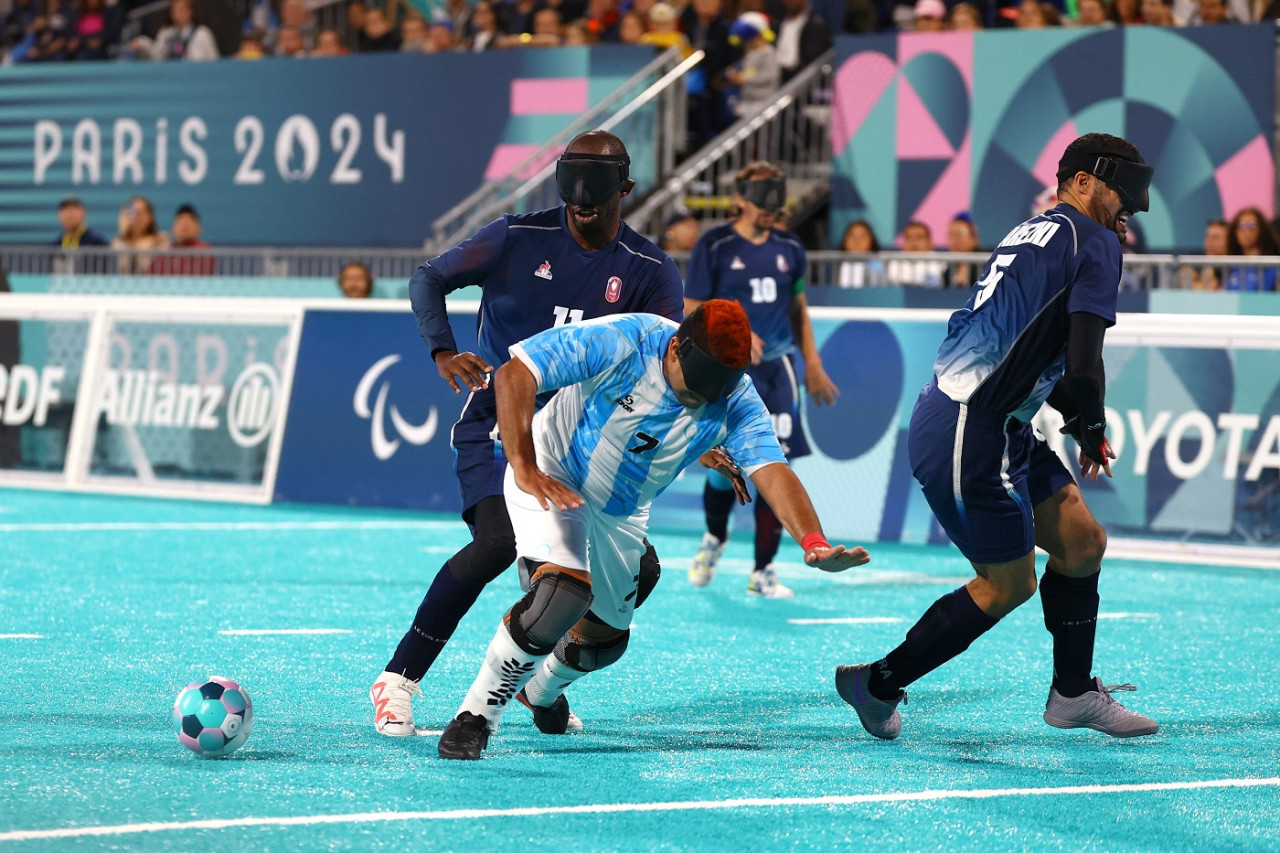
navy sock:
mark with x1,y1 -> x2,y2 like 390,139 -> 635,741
869,586 -> 998,701
752,498 -> 784,572
385,562 -> 484,682
703,481 -> 736,543
1040,566 -> 1100,698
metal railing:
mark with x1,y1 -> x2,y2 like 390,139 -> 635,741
426,46 -> 702,254
7,246 -> 1280,293
626,49 -> 836,241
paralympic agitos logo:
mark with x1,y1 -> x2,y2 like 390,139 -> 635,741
353,355 -> 438,461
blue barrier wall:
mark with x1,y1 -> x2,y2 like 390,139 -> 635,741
0,48 -> 655,247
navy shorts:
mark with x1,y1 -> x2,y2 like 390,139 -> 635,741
748,353 -> 810,461
907,382 -> 1073,564
450,386 -> 507,521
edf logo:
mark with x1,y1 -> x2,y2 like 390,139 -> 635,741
354,355 -> 438,461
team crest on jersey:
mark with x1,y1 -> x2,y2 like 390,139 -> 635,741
605,275 -> 622,303
776,254 -> 789,273
534,260 -> 553,280
730,256 -> 746,270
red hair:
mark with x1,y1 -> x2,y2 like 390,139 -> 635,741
700,299 -> 751,370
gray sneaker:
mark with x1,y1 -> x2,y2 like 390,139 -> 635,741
835,663 -> 906,740
1043,677 -> 1158,738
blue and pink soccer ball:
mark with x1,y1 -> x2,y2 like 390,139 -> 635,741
172,677 -> 253,758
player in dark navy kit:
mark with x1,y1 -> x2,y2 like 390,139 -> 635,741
837,133 -> 1160,740
371,131 -> 686,737
684,161 -> 839,599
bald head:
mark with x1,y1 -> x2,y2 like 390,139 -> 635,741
566,130 -> 628,159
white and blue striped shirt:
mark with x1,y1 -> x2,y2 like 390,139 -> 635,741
509,314 -> 786,518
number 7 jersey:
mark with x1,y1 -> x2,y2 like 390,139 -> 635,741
932,203 -> 1123,424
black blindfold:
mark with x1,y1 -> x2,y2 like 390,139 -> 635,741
556,152 -> 630,206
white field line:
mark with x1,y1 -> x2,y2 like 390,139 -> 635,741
787,617 -> 905,625
0,634 -> 42,639
1,777 -> 1276,842
0,521 -> 452,533
217,629 -> 353,636
1097,612 -> 1159,620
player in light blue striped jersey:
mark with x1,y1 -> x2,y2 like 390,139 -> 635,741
438,300 -> 870,760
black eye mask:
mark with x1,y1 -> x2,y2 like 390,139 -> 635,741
676,336 -> 744,404
736,177 -> 787,212
1059,149 -> 1153,213
556,152 -> 630,206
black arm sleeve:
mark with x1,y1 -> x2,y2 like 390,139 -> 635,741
1062,311 -> 1109,429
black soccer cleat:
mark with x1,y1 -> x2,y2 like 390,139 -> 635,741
516,689 -> 573,735
437,711 -> 491,760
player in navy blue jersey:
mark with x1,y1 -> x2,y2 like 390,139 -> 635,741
370,130 -> 686,737
684,161 -> 839,599
837,133 -> 1160,740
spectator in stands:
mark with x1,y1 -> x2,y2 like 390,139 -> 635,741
345,0 -> 366,50
942,212 -> 981,288
150,204 -> 215,276
465,0 -> 500,50
726,12 -> 779,117
1016,0 -> 1059,26
400,14 -> 428,49
1177,219 -> 1228,290
913,0 -> 947,30
683,0 -> 735,147
887,220 -> 944,287
442,0 -> 474,34
498,6 -> 562,45
1223,207 -> 1279,292
2,0 -> 39,58
235,27 -> 267,57
1186,0 -> 1234,20
426,16 -> 457,50
836,219 -> 886,288
949,2 -> 986,27
130,0 -> 218,59
312,27 -> 345,55
642,2 -> 689,51
278,0 -> 316,50
112,195 -> 170,274
274,23 -> 306,55
500,0 -> 538,35
1140,0 -> 1180,23
584,0 -> 621,41
1110,0 -> 1141,23
54,196 -> 108,248
562,17 -> 592,43
661,208 -> 701,253
19,0 -> 74,62
66,0 -> 116,60
338,261 -> 373,298
775,0 -> 830,83
1074,0 -> 1112,25
618,9 -> 646,41
359,7 -> 400,50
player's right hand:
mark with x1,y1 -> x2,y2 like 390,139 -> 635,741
805,544 -> 871,573
1060,416 -> 1115,482
435,350 -> 493,394
514,467 -> 584,512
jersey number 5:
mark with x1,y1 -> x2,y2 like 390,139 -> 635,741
973,254 -> 1016,310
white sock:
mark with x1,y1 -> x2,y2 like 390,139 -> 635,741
523,654 -> 588,708
457,622 -> 546,731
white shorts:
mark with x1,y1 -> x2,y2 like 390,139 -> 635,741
503,464 -> 649,631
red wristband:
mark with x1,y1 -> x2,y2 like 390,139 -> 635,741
800,533 -> 830,553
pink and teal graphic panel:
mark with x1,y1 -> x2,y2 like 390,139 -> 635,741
830,26 -> 1275,252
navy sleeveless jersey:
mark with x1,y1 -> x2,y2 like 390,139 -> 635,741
413,207 -> 685,368
933,204 -> 1122,424
684,223 -> 807,361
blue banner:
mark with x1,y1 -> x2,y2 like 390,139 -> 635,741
0,48 -> 654,247
273,307 -> 477,510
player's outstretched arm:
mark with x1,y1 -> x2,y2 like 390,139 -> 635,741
494,360 -> 583,511
750,462 -> 869,572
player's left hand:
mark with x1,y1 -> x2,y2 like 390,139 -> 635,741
750,332 -> 764,366
805,544 -> 870,573
806,364 -> 839,407
1060,416 -> 1115,482
698,446 -> 751,505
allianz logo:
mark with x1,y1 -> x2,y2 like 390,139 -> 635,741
354,355 -> 438,461
96,363 -> 279,449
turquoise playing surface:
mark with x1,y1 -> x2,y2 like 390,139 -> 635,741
1,488 -> 1277,849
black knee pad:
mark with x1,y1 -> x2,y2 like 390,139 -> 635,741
636,539 -> 661,609
554,628 -> 630,673
506,570 -> 592,655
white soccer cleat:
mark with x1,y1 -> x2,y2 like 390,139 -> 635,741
747,564 -> 795,599
1043,678 -> 1158,738
566,709 -> 584,731
370,670 -> 422,737
688,532 -> 725,588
